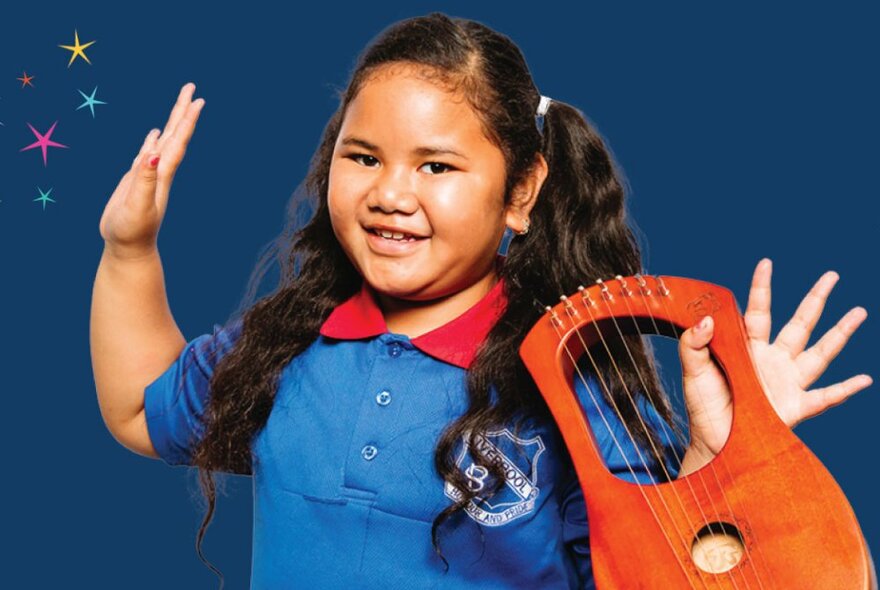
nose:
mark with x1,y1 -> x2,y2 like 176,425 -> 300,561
366,165 -> 419,215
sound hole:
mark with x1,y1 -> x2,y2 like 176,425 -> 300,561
690,522 -> 745,574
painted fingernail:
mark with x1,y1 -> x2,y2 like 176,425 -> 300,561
149,155 -> 160,168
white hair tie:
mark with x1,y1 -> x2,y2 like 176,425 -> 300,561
537,95 -> 553,117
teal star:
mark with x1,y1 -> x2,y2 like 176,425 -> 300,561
76,86 -> 107,118
33,186 -> 56,210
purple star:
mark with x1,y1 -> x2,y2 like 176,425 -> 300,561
20,121 -> 69,166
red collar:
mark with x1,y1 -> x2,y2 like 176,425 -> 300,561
319,271 -> 508,370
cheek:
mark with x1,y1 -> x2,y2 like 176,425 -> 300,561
326,197 -> 358,257
327,175 -> 358,228
431,184 -> 505,240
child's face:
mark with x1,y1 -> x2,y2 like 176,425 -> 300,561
328,64 -> 513,302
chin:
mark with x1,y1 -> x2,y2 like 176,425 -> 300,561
366,274 -> 434,300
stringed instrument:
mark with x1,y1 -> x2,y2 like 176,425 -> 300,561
519,274 -> 876,589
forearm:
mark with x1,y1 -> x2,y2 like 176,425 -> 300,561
90,245 -> 186,438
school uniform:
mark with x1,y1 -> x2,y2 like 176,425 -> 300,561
144,266 -> 679,589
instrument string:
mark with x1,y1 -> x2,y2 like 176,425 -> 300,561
608,276 -> 727,534
549,308 -> 709,589
627,275 -> 757,587
567,284 -> 734,590
648,275 -> 778,590
611,274 -> 763,589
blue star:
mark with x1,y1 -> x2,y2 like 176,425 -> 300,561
76,86 -> 108,118
33,186 -> 56,211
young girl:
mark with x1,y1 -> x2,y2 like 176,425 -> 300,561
92,12 -> 870,589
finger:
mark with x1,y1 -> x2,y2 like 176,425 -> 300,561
774,271 -> 839,357
796,306 -> 868,388
154,98 -> 205,210
122,129 -> 160,195
165,97 -> 205,155
799,373 -> 873,424
680,315 -> 715,382
744,258 -> 773,343
126,136 -> 162,212
131,128 -> 161,170
156,99 -> 205,176
156,82 -> 197,152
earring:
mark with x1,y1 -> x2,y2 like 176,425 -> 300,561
517,217 -> 530,236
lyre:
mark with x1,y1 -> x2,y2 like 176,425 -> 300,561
519,274 -> 876,589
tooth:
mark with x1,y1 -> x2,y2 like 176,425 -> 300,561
392,232 -> 404,239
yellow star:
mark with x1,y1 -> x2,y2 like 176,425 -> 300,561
58,29 -> 96,67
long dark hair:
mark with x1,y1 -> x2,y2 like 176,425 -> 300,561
187,12 -> 675,586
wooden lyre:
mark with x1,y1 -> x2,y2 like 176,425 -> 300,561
519,274 -> 876,589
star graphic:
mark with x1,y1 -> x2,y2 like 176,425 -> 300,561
59,29 -> 96,67
33,187 -> 56,211
76,86 -> 107,118
17,71 -> 36,88
20,121 -> 69,166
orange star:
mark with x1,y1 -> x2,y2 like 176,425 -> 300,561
58,29 -> 96,67
17,71 -> 35,88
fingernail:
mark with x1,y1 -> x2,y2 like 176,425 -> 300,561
698,316 -> 711,331
149,155 -> 160,168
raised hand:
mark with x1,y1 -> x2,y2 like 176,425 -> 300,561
99,82 -> 205,260
677,258 -> 871,468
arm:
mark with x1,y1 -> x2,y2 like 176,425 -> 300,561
90,245 -> 186,458
91,83 -> 205,459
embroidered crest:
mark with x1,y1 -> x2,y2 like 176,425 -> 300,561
444,428 -> 546,527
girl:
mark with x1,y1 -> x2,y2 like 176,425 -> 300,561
92,12 -> 870,589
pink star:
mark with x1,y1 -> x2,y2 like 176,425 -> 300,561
20,121 -> 69,166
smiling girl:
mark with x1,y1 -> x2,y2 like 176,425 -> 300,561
91,12 -> 870,589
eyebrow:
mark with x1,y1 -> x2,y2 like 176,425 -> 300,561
340,136 -> 469,160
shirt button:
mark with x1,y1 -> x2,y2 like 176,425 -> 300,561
376,390 -> 392,406
389,343 -> 402,357
361,445 -> 378,461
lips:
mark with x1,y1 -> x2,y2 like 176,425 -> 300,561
367,228 -> 425,241
365,226 -> 428,255
364,224 -> 429,240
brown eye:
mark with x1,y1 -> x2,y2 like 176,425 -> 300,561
351,154 -> 379,167
420,162 -> 453,174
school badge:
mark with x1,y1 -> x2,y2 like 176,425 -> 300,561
444,428 -> 546,526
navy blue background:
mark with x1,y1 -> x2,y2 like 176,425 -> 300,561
0,2 -> 876,587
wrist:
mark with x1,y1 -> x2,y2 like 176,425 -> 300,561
103,241 -> 160,263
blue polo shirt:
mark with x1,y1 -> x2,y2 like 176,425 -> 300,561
144,273 -> 680,589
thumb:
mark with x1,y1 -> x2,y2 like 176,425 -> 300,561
128,151 -> 161,209
680,315 -> 715,381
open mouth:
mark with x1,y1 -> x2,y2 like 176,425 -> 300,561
367,228 -> 428,243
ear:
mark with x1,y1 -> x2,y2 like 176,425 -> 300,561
505,153 -> 549,234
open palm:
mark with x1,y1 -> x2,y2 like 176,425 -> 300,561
679,258 -> 871,459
